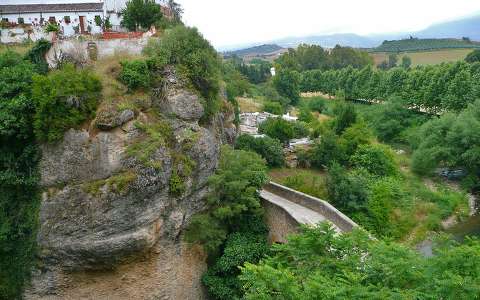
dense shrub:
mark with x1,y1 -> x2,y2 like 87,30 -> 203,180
273,69 -> 301,105
310,131 -> 347,168
235,134 -> 284,167
0,51 -> 40,298
185,146 -> 268,253
119,59 -> 151,90
144,25 -> 221,121
24,39 -> 52,74
241,223 -> 480,299
350,144 -> 398,177
307,97 -> 326,112
331,100 -> 357,134
32,64 -> 102,142
202,219 -> 269,300
466,49 -> 480,63
262,101 -> 283,115
326,162 -> 369,214
258,118 -> 294,144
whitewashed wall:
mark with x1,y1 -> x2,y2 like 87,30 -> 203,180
0,11 -> 103,40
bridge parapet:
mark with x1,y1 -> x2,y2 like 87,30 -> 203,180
262,182 -> 358,233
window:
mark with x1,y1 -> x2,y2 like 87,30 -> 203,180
1,18 -> 8,23
48,16 -> 56,23
64,16 -> 71,24
17,17 -> 24,24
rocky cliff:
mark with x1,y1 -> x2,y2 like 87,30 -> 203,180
26,69 -> 235,299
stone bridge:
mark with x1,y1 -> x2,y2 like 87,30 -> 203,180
260,182 -> 358,243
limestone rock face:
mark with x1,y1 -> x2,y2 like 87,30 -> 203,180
27,73 -> 226,299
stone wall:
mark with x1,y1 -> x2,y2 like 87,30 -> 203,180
263,182 -> 358,233
261,198 -> 300,243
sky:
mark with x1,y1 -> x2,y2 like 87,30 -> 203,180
3,0 -> 480,48
178,0 -> 480,49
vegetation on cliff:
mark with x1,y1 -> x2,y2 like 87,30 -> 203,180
241,223 -> 480,299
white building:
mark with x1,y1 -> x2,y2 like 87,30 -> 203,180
0,3 -> 103,36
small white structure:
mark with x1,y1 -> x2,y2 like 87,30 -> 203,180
289,138 -> 313,148
282,112 -> 298,122
270,67 -> 276,77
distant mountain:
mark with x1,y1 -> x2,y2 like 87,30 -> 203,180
231,14 -> 480,50
416,15 -> 480,41
223,44 -> 284,58
273,33 -> 380,49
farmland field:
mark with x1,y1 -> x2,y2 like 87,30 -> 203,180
371,48 -> 474,66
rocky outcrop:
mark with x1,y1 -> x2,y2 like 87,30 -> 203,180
26,69 -> 231,299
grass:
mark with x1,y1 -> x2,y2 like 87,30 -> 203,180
370,48 -> 474,67
0,43 -> 32,55
83,170 -> 137,196
269,168 -> 328,200
237,96 -> 264,113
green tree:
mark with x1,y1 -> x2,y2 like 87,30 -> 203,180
185,146 -> 268,253
167,0 -> 184,23
401,55 -> 412,69
258,118 -> 295,144
332,100 -> 357,134
0,51 -> 40,299
466,49 -> 480,63
241,223 -> 480,299
235,134 -> 285,167
121,0 -> 163,31
350,144 -> 398,177
273,69 -> 301,105
388,53 -> 398,69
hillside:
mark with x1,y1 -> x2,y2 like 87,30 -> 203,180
373,38 -> 480,52
223,44 -> 284,58
417,15 -> 480,41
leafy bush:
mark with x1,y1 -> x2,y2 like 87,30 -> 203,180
262,101 -> 283,115
258,118 -> 294,144
202,228 -> 269,300
331,100 -> 357,134
310,131 -> 347,168
24,39 -> 52,74
307,97 -> 326,112
350,144 -> 398,177
326,162 -> 369,214
241,223 -> 480,299
144,25 -> 221,120
235,134 -> 284,167
119,59 -> 150,90
0,51 -> 40,299
32,64 -> 102,142
185,146 -> 268,253
466,49 -> 480,63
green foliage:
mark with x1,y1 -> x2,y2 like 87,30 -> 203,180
300,61 -> 480,113
235,59 -> 271,84
32,64 -> 102,142
375,38 -> 480,52
276,44 -> 372,72
283,171 -> 328,199
121,0 -> 163,31
307,97 -> 325,112
401,55 -> 412,69
297,106 -> 314,123
24,39 -> 52,74
185,146 -> 268,253
350,144 -> 398,177
331,100 -> 357,134
258,118 -> 294,144
0,51 -> 40,299
273,69 -> 301,105
310,131 -> 347,168
44,22 -> 59,33
202,224 -> 269,300
235,134 -> 284,167
262,101 -> 283,115
144,25 -> 221,120
411,100 -> 480,178
326,162 -> 369,214
241,223 -> 480,299
118,59 -> 151,90
466,49 -> 480,63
